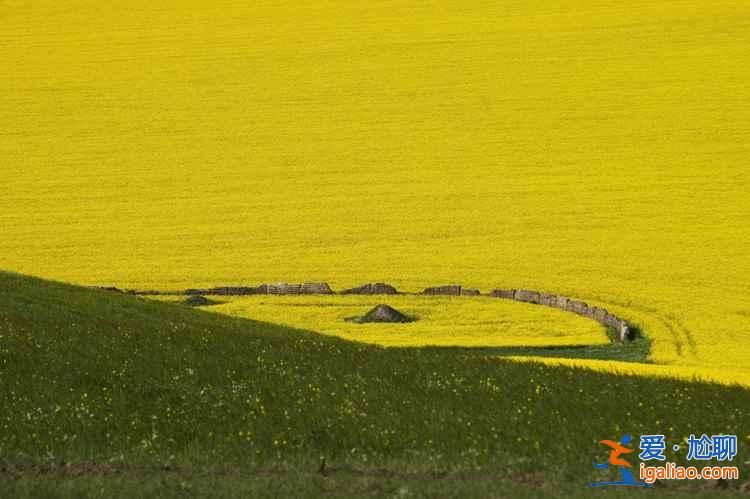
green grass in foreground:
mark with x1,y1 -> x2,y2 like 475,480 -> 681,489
0,271 -> 748,498
4,470 -> 749,499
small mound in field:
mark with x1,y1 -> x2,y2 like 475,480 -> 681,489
346,304 -> 415,324
182,295 -> 217,307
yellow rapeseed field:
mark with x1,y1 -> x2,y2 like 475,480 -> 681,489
204,295 -> 608,348
2,1 -> 749,384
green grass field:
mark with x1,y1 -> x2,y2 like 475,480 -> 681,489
1,271 -> 747,497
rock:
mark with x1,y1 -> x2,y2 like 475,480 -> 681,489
267,283 -> 302,295
602,313 -> 619,328
461,288 -> 480,296
300,282 -> 333,294
369,283 -> 399,294
599,314 -> 632,342
514,289 -> 541,304
422,285 -> 462,296
617,321 -> 631,342
567,300 -> 589,316
554,296 -> 569,309
340,283 -> 398,295
590,307 -> 608,322
183,295 -> 215,307
349,304 -> 415,323
539,293 -> 557,307
489,289 -> 515,299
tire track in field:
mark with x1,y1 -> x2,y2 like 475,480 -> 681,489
599,298 -> 697,362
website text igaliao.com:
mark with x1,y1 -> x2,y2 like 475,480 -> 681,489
640,462 -> 739,484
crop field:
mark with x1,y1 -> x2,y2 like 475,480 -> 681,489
179,295 -> 609,348
2,0 -> 750,389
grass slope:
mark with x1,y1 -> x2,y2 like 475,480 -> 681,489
0,271 -> 748,498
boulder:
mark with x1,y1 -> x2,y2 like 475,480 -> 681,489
340,283 -> 398,295
618,321 -> 632,342
461,288 -> 481,296
539,293 -> 557,307
567,300 -> 589,316
514,289 -> 541,304
300,282 -> 333,294
554,296 -> 569,309
348,304 -> 415,323
489,289 -> 515,299
422,285 -> 462,296
183,295 -> 215,307
602,313 -> 620,329
591,307 -> 608,322
267,283 -> 302,295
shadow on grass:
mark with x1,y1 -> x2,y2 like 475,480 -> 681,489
415,325 -> 651,363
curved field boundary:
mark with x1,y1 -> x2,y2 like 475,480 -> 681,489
96,281 -> 633,342
420,285 -> 631,342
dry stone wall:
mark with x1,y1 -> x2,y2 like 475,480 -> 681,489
422,285 -> 462,296
184,282 -> 333,296
300,282 -> 333,294
488,288 -> 632,341
127,280 -> 633,342
341,283 -> 398,295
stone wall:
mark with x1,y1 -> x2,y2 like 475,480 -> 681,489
514,289 -> 541,304
341,283 -> 398,295
300,282 -> 334,294
488,288 -> 632,341
185,282 -> 333,296
130,280 -> 633,342
267,283 -> 302,295
422,285 -> 462,296
488,289 -> 514,299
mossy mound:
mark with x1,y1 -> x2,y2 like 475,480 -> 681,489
182,295 -> 217,307
346,304 -> 415,323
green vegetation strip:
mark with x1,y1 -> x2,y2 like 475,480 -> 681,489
0,271 -> 747,497
457,324 -> 651,363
